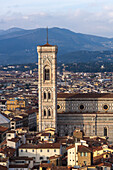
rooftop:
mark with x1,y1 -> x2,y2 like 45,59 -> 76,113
57,93 -> 113,99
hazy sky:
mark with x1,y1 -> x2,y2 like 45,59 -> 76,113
1,0 -> 113,37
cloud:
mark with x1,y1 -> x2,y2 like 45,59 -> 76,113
0,2 -> 113,37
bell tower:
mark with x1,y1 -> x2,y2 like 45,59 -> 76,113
37,31 -> 58,132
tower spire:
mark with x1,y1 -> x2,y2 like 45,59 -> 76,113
47,27 -> 48,44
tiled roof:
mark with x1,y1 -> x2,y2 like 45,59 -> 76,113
66,144 -> 75,150
10,156 -> 33,161
7,130 -> 15,133
57,93 -> 113,99
9,164 -> 29,168
41,133 -> 50,136
37,143 -> 61,149
19,144 -> 39,149
49,154 -> 62,159
8,137 -> 20,143
0,165 -> 7,170
40,43 -> 53,47
78,145 -> 92,152
0,126 -> 9,133
19,143 -> 61,149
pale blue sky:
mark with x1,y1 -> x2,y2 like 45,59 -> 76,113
0,0 -> 113,37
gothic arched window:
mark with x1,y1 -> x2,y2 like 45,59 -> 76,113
44,68 -> 50,80
104,127 -> 107,136
48,92 -> 51,99
48,109 -> 51,116
44,109 -> 46,116
44,92 -> 46,99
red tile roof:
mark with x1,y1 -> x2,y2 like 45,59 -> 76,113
66,144 -> 75,150
0,126 -> 9,133
78,145 -> 92,152
9,164 -> 29,168
57,93 -> 113,99
19,143 -> 61,149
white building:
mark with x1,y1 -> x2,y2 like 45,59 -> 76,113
19,143 -> 62,163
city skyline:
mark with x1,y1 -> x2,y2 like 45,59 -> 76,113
0,0 -> 113,37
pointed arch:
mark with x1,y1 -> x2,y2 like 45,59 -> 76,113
104,127 -> 107,136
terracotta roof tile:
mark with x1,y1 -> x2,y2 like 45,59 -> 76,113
57,93 -> 113,99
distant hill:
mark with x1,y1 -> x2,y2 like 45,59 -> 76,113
1,27 -> 113,64
60,51 -> 113,63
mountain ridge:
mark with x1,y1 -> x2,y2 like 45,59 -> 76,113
0,27 -> 113,64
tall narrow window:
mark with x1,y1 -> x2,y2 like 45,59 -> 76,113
48,109 -> 51,116
44,92 -> 46,99
45,68 -> 50,80
48,92 -> 51,99
44,109 -> 46,116
104,127 -> 107,136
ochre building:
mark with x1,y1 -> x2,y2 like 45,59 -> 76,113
7,97 -> 26,110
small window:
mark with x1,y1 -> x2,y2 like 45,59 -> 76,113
84,161 -> 87,165
40,149 -> 42,152
84,152 -> 87,157
47,157 -> 49,159
57,105 -> 60,109
44,92 -> 46,99
32,150 -> 34,152
79,105 -> 84,110
21,150 -> 23,152
104,127 -> 107,136
48,92 -> 51,99
81,152 -> 84,157
44,109 -> 46,116
47,149 -> 49,152
48,109 -> 51,116
54,149 -> 56,152
40,157 -> 43,160
26,150 -> 27,152
45,68 -> 50,80
103,104 -> 108,110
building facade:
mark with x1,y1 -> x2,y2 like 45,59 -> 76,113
7,97 -> 26,111
38,42 -> 113,142
57,93 -> 113,142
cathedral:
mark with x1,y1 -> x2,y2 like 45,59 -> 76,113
37,40 -> 113,143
